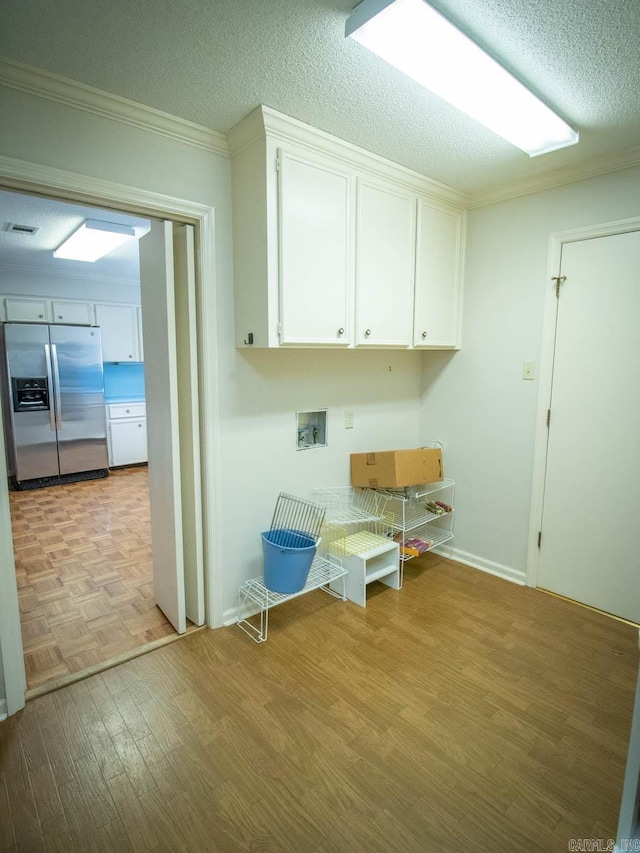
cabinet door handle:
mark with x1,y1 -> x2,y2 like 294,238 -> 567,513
365,329 -> 371,337
422,331 -> 428,339
337,327 -> 345,336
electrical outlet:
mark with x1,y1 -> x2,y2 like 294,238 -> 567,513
522,360 -> 536,380
345,410 -> 354,429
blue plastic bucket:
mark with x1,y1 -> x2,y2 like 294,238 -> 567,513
262,528 -> 317,594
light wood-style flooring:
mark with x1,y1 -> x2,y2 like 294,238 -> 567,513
1,553 -> 637,852
9,468 -> 174,691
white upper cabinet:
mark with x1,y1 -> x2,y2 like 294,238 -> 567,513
95,303 -> 140,361
278,150 -> 353,345
413,201 -> 464,349
52,301 -> 94,325
4,298 -> 50,323
355,178 -> 415,347
228,106 -> 466,350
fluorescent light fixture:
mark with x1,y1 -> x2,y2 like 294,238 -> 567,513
53,219 -> 136,262
346,0 -> 579,156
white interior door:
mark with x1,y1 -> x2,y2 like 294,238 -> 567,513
173,223 -> 205,625
537,230 -> 640,623
139,221 -> 188,632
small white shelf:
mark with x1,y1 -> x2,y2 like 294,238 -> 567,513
237,554 -> 347,643
329,532 -> 400,607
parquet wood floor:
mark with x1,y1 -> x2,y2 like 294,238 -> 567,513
8,468 -> 175,692
1,553 -> 637,852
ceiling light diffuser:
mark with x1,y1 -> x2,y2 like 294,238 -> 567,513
53,219 -> 136,262
346,0 -> 579,157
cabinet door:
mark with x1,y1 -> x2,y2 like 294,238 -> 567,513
413,201 -> 463,349
4,298 -> 49,322
95,304 -> 139,361
278,149 -> 352,345
108,418 -> 147,466
355,179 -> 415,347
52,301 -> 94,325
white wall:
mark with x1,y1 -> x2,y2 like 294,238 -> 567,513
217,347 -> 422,617
420,165 -> 640,582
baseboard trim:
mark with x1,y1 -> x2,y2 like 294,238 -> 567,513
440,546 -> 526,586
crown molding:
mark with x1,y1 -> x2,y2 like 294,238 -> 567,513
228,104 -> 469,209
0,57 -> 229,159
467,144 -> 640,209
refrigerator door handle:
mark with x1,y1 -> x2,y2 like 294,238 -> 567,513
50,343 -> 63,430
44,343 -> 57,432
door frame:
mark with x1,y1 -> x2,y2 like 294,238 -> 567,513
526,216 -> 640,588
0,153 -> 224,715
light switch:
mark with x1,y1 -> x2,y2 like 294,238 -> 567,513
345,410 -> 354,429
522,360 -> 536,380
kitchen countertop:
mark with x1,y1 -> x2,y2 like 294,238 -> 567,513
105,396 -> 146,404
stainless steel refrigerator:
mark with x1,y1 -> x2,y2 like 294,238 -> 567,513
0,323 -> 109,488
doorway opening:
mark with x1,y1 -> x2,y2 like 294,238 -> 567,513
0,186 -> 204,697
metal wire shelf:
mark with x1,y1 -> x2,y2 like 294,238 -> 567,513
236,554 -> 347,643
312,486 -> 390,526
397,527 -> 454,562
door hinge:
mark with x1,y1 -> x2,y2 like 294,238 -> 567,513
275,155 -> 281,173
538,531 -> 542,548
277,322 -> 282,338
546,409 -> 551,427
551,275 -> 566,298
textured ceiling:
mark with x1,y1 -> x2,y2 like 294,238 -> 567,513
1,0 -> 640,195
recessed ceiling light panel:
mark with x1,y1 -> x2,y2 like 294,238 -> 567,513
54,218 -> 136,263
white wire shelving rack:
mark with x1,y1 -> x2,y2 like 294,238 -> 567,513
312,486 -> 391,528
237,553 -> 347,643
371,479 -> 456,581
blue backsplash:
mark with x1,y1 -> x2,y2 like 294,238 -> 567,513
103,362 -> 146,401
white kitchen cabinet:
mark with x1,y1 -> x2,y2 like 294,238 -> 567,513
4,298 -> 49,322
95,304 -> 140,361
278,149 -> 353,345
106,402 -> 147,467
355,178 -> 416,347
52,301 -> 94,325
413,200 -> 464,349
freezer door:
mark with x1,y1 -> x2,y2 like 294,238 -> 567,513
50,325 -> 108,475
2,323 -> 59,481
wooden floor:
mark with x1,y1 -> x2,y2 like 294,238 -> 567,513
9,468 -> 174,691
0,553 -> 637,852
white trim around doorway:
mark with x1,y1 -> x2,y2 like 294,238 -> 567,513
526,216 -> 640,589
0,153 -> 224,715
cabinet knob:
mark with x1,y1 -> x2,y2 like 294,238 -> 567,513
138,423 -> 142,428
422,331 -> 428,339
365,329 -> 371,337
128,354 -> 133,359
58,315 -> 63,320
337,327 -> 345,336
126,409 -> 130,414
38,314 -> 44,319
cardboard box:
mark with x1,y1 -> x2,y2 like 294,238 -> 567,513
350,448 -> 443,489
